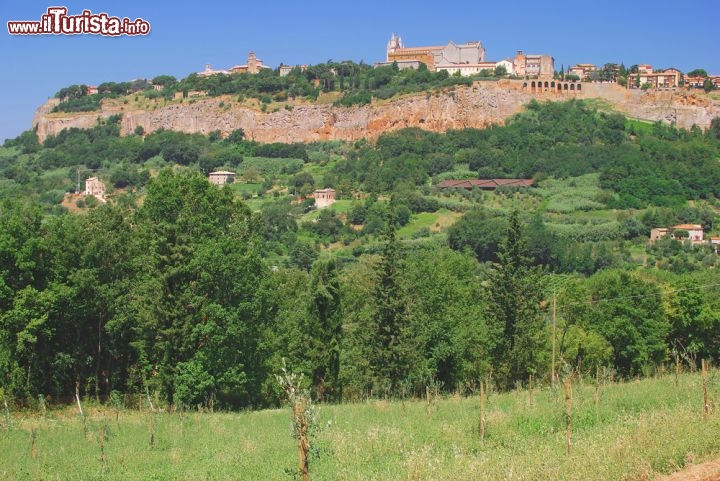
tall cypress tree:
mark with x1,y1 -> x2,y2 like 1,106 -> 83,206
486,210 -> 545,389
305,257 -> 342,401
370,211 -> 408,394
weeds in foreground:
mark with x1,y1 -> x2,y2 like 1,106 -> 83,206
0,370 -> 717,481
276,360 -> 319,481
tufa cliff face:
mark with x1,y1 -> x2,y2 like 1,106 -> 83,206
32,81 -> 720,143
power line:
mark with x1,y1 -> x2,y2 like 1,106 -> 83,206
554,281 -> 720,309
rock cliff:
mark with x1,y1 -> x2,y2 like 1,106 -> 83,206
32,81 -> 720,143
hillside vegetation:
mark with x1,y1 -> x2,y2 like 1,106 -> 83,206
2,100 -> 720,411
50,61 -> 492,114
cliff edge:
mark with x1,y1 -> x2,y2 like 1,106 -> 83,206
32,81 -> 720,143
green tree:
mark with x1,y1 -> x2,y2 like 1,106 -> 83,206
151,75 -> 176,89
666,277 -> 720,366
124,169 -> 271,407
400,246 -> 489,390
303,257 -> 342,400
587,270 -> 669,376
447,208 -> 506,262
288,241 -> 319,271
226,128 -> 245,144
370,212 -> 409,393
711,117 -> 720,140
485,211 -> 545,389
555,280 -> 614,376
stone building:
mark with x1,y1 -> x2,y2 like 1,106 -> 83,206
685,75 -> 720,89
173,90 -> 208,100
198,52 -> 271,77
381,33 -> 486,72
279,65 -> 308,77
84,176 -> 105,200
673,224 -> 704,243
650,224 -> 704,245
514,51 -> 555,78
436,59 -> 515,77
198,64 -> 230,77
568,64 -> 598,80
208,171 -> 236,185
229,52 -> 271,75
311,188 -> 336,208
627,65 -> 681,89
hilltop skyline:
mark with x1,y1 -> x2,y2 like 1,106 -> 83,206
1,0 -> 719,142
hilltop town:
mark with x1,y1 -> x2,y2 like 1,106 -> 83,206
199,34 -> 720,89
32,33 -> 719,145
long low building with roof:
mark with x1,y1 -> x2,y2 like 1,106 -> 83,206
437,178 -> 534,189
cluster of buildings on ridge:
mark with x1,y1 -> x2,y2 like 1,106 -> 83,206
73,35 -> 717,98
197,52 -> 273,77
190,34 -> 718,91
570,63 -> 720,90
198,52 -> 309,78
197,36 -> 555,80
377,33 -> 554,78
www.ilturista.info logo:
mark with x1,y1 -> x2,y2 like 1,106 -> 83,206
7,7 -> 150,36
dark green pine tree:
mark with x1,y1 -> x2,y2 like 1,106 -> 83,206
486,210 -> 545,390
305,256 -> 342,401
371,210 -> 408,394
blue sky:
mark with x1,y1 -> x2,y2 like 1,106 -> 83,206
1,0 -> 719,142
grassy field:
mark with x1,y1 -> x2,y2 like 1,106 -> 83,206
1,371 -> 718,480
397,209 -> 462,239
626,118 -> 656,134
537,174 -> 607,214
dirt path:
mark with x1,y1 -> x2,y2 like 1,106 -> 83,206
658,460 -> 720,481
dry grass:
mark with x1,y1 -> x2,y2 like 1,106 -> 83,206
1,371 -> 718,480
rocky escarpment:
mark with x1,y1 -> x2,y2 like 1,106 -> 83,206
32,81 -> 720,143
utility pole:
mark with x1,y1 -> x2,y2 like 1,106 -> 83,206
552,295 -> 557,387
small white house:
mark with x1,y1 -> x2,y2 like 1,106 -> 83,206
672,224 -> 704,243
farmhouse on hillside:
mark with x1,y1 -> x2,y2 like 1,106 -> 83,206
208,171 -> 236,185
650,224 -> 704,244
84,176 -> 106,201
311,188 -> 336,208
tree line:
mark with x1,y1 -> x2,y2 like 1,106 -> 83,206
2,171 -> 719,409
50,60 -> 489,113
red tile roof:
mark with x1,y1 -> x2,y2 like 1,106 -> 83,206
437,179 -> 534,189
672,224 -> 703,230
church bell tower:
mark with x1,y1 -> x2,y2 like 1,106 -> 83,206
386,33 -> 404,61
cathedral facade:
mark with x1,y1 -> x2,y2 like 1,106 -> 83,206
384,33 -> 486,71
